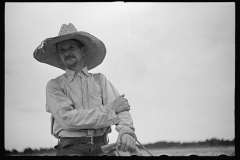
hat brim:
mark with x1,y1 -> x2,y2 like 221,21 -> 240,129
33,31 -> 106,70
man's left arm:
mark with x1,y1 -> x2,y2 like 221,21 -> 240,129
98,73 -> 137,152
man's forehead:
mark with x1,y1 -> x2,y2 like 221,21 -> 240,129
57,39 -> 79,47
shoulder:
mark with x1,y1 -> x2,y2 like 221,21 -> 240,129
88,72 -> 108,85
89,72 -> 106,79
46,74 -> 65,88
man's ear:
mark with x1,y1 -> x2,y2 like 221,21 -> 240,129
81,46 -> 87,57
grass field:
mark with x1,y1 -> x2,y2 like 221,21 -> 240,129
10,146 -> 234,156
117,146 -> 235,156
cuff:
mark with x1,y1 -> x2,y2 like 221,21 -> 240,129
108,104 -> 119,125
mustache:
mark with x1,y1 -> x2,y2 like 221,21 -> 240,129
64,55 -> 75,60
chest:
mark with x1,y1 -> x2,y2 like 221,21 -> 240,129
61,75 -> 102,109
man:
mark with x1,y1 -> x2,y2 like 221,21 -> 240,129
33,23 -> 137,156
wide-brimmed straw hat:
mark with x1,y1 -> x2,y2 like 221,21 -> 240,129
33,23 -> 106,70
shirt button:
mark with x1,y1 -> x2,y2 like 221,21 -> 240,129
83,99 -> 86,102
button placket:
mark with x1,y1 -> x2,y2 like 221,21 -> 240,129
81,74 -> 87,107
78,73 -> 85,106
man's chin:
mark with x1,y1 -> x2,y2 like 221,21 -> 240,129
64,61 -> 77,67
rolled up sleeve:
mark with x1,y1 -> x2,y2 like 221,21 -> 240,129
46,79 -> 118,130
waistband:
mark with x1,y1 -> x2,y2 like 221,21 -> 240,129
54,135 -> 108,150
57,128 -> 111,138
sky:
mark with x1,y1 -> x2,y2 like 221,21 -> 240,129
5,2 -> 235,152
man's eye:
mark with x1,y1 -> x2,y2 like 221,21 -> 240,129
59,49 -> 64,54
70,46 -> 74,49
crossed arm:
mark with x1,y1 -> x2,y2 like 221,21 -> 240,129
46,73 -> 137,152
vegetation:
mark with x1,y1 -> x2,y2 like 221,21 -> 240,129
5,137 -> 234,156
136,137 -> 235,149
5,147 -> 56,156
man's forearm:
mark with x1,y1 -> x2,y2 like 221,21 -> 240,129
115,111 -> 136,139
49,103 -> 119,130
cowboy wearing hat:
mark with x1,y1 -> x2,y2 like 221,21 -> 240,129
34,23 -> 137,156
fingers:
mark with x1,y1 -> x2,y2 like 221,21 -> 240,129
116,136 -> 122,148
115,105 -> 130,114
120,135 -> 126,151
113,94 -> 131,113
118,99 -> 130,110
119,103 -> 130,112
121,135 -> 130,152
125,102 -> 131,110
125,135 -> 135,153
121,101 -> 130,107
119,134 -> 137,152
130,137 -> 136,153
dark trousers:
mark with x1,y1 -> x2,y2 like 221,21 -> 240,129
55,137 -> 116,156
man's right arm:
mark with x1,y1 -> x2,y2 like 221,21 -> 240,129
46,79 -> 121,130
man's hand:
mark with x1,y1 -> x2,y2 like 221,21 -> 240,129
117,134 -> 136,153
111,94 -> 130,114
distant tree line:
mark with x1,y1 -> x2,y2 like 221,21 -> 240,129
136,137 -> 235,149
5,137 -> 234,156
5,147 -> 56,156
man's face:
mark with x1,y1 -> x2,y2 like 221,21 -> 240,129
57,39 -> 85,68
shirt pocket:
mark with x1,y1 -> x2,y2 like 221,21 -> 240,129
89,83 -> 102,106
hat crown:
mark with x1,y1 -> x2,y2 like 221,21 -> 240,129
58,23 -> 78,36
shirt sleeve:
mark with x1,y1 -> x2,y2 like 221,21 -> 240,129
46,79 -> 118,130
99,73 -> 136,138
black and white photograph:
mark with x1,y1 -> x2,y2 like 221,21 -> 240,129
5,2 -> 235,156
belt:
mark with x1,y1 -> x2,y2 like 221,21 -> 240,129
54,135 -> 108,150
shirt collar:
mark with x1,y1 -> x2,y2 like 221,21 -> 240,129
65,66 -> 89,82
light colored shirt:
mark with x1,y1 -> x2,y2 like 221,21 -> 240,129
46,66 -> 135,139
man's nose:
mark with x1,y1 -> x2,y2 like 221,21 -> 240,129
63,50 -> 72,56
